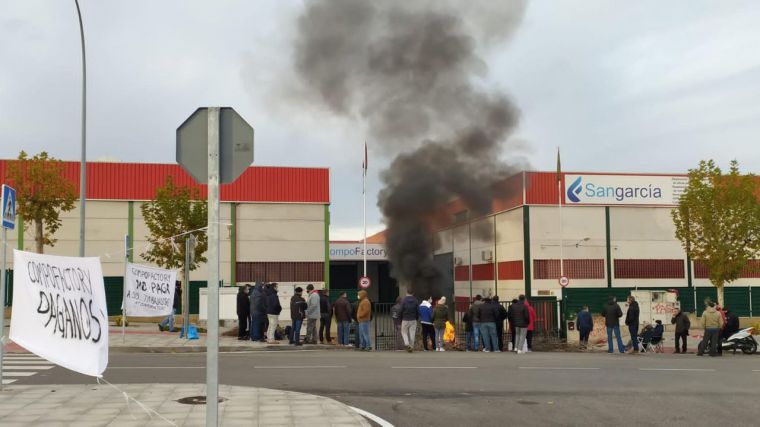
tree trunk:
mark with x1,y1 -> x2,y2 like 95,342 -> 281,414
34,218 -> 44,254
716,284 -> 725,308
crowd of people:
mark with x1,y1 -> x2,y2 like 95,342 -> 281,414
583,295 -> 741,356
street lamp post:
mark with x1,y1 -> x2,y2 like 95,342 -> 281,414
74,0 -> 87,257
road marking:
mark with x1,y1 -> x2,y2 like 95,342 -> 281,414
3,371 -> 36,377
518,367 -> 600,370
254,365 -> 347,369
2,379 -> 14,385
2,354 -> 54,385
349,405 -> 395,427
391,366 -> 477,369
638,368 -> 715,372
0,360 -> 54,365
4,366 -> 54,370
107,366 -> 204,369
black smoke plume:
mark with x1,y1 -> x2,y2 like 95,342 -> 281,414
292,0 -> 528,297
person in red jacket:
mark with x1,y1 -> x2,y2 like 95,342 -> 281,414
525,299 -> 536,352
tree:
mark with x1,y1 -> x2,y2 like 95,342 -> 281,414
672,160 -> 760,307
140,175 -> 208,272
5,151 -> 76,253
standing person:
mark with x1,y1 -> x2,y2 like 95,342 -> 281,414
419,297 -> 435,351
469,295 -> 484,351
400,289 -> 419,353
304,284 -> 321,344
577,305 -> 593,350
159,281 -> 182,332
601,296 -> 625,354
289,287 -> 307,346
462,308 -> 475,352
525,299 -> 536,352
319,289 -> 333,344
265,283 -> 282,344
723,308 -> 740,340
479,297 -> 500,352
625,296 -> 640,353
511,295 -> 531,354
249,282 -> 266,342
333,291 -> 352,346
391,296 -> 404,351
356,290 -> 372,351
671,308 -> 691,353
507,299 -> 518,351
494,296 -> 508,351
698,302 -> 724,357
236,285 -> 250,340
432,297 -> 449,352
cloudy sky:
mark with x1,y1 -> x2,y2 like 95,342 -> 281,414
2,1 -> 759,240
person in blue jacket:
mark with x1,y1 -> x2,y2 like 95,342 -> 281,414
577,305 -> 594,350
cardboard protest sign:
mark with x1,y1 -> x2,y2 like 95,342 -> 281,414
9,250 -> 109,377
124,263 -> 177,317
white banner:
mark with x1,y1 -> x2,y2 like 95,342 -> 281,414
565,174 -> 688,206
9,250 -> 108,377
124,263 -> 177,317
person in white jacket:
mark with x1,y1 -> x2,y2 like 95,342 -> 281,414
304,284 -> 321,344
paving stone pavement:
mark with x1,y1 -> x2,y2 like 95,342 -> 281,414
0,383 -> 370,426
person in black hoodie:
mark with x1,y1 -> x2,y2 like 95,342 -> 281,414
249,282 -> 266,342
511,295 -> 531,354
319,289 -> 333,344
507,298 -> 518,351
601,296 -> 625,353
265,283 -> 282,344
236,285 -> 250,340
289,287 -> 307,346
493,296 -> 508,351
625,296 -> 640,353
479,297 -> 500,352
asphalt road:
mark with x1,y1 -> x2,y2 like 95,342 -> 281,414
11,349 -> 760,427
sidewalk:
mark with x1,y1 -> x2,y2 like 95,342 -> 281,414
0,383 -> 370,426
3,323 -> 341,354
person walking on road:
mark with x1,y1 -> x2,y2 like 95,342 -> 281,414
671,308 -> 691,353
333,291 -> 352,346
577,305 -> 593,350
249,282 -> 266,342
237,285 -> 250,340
265,283 -> 282,344
289,287 -> 307,346
433,297 -> 449,352
319,289 -> 333,344
525,299 -> 536,352
697,302 -> 724,357
469,295 -> 484,351
304,284 -> 321,344
625,296 -> 640,353
400,289 -> 419,353
494,296 -> 508,351
419,297 -> 435,351
391,296 -> 404,350
479,297 -> 500,352
356,290 -> 372,351
511,295 -> 530,354
601,296 -> 625,354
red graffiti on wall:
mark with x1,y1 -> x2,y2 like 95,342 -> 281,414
653,303 -> 679,315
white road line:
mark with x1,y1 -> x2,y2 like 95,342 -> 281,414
751,370 -> 760,372
3,371 -> 37,377
349,406 -> 395,427
0,360 -> 54,365
107,367 -> 204,369
2,379 -> 15,385
638,368 -> 715,372
3,366 -> 54,370
518,367 -> 600,370
391,366 -> 477,369
254,366 -> 347,369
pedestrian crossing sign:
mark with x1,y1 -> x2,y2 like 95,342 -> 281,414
1,184 -> 16,230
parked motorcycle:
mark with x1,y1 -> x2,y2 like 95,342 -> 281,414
721,327 -> 757,354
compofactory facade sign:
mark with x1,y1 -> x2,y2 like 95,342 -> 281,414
565,174 -> 687,206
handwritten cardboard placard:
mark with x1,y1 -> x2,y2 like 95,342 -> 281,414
124,263 -> 177,317
9,250 -> 108,377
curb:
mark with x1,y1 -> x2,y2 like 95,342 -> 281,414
109,344 -> 342,354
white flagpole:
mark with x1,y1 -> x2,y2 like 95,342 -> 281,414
558,147 -> 564,280
363,142 -> 367,277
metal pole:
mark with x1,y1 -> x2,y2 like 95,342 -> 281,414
122,234 -> 128,343
363,159 -> 367,277
0,228 -> 8,390
206,107 -> 221,426
468,221 -> 472,300
74,0 -> 87,257
558,179 -> 563,282
183,235 -> 193,339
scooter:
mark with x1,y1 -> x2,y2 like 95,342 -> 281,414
721,327 -> 757,354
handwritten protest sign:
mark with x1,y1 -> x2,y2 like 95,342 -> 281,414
124,263 -> 177,317
9,250 -> 108,376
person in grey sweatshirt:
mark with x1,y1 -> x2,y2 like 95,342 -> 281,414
304,284 -> 321,344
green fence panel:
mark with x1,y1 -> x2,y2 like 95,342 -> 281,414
103,276 -> 124,316
695,287 -> 718,316
724,287 -> 751,317
752,286 -> 760,317
562,288 -> 629,318
328,289 -> 359,304
188,281 -> 208,315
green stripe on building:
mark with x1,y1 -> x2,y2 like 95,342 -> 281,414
522,205 -> 531,297
230,203 -> 237,285
324,204 -> 330,289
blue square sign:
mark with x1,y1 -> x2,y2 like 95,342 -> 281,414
1,184 -> 16,230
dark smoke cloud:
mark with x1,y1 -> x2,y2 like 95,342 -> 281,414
292,0 -> 528,297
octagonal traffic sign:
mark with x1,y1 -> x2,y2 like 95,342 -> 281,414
176,107 -> 254,184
